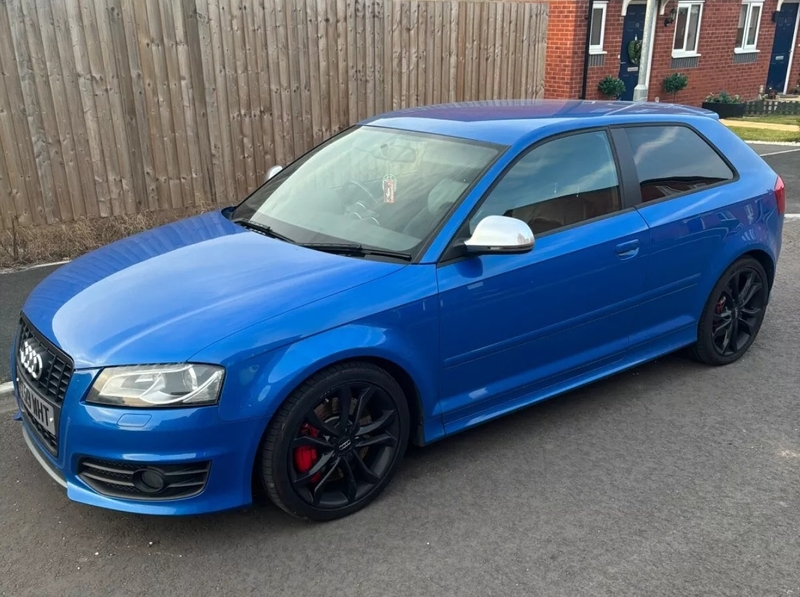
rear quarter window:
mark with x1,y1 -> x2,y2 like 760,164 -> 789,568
624,126 -> 735,202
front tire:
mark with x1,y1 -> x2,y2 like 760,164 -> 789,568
691,256 -> 769,366
261,362 -> 410,521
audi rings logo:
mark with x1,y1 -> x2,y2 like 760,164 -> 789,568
19,340 -> 44,380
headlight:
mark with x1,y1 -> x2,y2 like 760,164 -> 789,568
87,364 -> 224,408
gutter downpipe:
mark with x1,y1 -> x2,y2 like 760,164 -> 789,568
580,0 -> 595,99
633,0 -> 659,101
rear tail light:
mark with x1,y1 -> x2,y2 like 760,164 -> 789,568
775,175 -> 786,216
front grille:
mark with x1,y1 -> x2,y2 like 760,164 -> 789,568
78,458 -> 212,501
20,408 -> 58,455
16,316 -> 73,403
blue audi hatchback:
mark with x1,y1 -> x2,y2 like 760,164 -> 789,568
12,100 -> 784,520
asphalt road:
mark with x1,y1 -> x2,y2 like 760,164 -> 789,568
0,264 -> 61,383
750,143 -> 800,214
1,224 -> 799,597
1,144 -> 799,597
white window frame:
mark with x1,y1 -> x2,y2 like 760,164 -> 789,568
735,0 -> 763,53
589,2 -> 609,55
671,1 -> 704,58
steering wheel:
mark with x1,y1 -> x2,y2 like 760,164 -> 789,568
342,180 -> 377,209
342,180 -> 383,227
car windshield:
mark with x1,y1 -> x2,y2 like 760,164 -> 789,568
230,126 -> 502,258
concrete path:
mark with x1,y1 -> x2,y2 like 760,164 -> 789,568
721,118 -> 800,132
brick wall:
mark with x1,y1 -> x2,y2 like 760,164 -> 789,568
648,0 -> 779,105
547,0 -> 800,106
791,62 -> 800,95
789,28 -> 800,94
544,0 -> 590,98
585,5 -> 625,100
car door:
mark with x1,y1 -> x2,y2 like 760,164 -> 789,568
615,124 -> 738,356
435,129 -> 650,433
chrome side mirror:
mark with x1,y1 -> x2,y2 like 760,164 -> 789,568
264,165 -> 283,182
463,215 -> 534,254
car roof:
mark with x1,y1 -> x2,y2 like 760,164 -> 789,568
359,99 -> 719,146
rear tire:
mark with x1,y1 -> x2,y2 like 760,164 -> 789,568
261,361 -> 409,521
691,256 -> 769,366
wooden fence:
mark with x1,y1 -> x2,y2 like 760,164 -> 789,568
0,0 -> 548,229
743,99 -> 800,116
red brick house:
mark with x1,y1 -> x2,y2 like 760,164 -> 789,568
544,0 -> 800,105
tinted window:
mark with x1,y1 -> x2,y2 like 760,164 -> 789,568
625,126 -> 734,202
470,131 -> 621,236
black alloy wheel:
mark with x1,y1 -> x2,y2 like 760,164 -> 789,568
261,362 -> 409,521
692,256 -> 769,366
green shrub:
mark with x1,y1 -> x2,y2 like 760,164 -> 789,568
663,73 -> 688,101
597,76 -> 626,99
704,91 -> 742,104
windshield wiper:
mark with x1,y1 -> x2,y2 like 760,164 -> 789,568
301,242 -> 412,261
232,218 -> 295,244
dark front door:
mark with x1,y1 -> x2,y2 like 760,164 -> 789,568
767,3 -> 799,93
618,5 -> 646,101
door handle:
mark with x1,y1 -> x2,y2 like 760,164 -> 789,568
615,239 -> 640,259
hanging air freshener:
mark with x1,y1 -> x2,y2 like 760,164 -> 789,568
382,174 -> 397,204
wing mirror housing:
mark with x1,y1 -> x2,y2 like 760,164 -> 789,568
463,215 -> 535,255
264,165 -> 283,182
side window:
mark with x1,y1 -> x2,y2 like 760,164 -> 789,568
625,126 -> 734,202
470,131 -> 622,236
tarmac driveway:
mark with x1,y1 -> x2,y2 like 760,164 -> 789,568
1,143 -> 799,597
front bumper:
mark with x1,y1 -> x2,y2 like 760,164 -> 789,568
13,369 -> 267,516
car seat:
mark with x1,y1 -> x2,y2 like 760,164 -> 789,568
401,176 -> 471,239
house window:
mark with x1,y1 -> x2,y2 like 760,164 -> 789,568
672,2 -> 703,57
589,2 -> 608,54
735,1 -> 762,52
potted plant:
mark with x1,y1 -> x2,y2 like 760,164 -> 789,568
662,72 -> 688,102
702,91 -> 746,118
597,76 -> 626,100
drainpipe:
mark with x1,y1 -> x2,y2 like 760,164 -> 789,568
580,0 -> 595,99
633,0 -> 659,101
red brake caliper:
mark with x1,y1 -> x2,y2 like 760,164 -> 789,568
294,423 -> 322,483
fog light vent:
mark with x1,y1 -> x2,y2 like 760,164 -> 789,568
133,468 -> 167,494
77,457 -> 211,501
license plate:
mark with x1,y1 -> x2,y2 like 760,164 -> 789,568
19,379 -> 57,435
